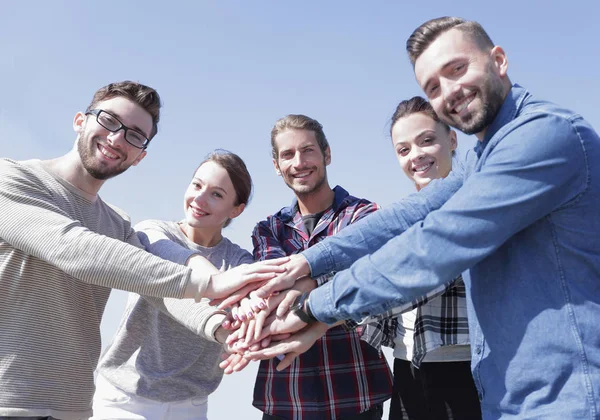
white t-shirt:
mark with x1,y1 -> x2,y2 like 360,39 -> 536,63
393,309 -> 471,363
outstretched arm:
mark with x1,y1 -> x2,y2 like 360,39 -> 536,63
308,114 -> 587,324
302,161 -> 466,278
135,221 -> 279,341
253,199 -> 389,298
0,160 -> 194,299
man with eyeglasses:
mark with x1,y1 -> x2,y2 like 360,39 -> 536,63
0,81 -> 284,420
86,108 -> 151,148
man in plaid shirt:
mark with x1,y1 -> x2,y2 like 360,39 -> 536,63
251,114 -> 392,420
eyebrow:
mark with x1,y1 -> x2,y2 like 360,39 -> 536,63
107,110 -> 150,138
280,142 -> 316,153
422,78 -> 434,95
395,129 -> 436,145
415,129 -> 436,139
440,58 -> 463,73
192,178 -> 229,195
422,58 -> 464,93
132,126 -> 150,138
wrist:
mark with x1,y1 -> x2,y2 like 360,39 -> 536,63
205,313 -> 227,342
291,291 -> 317,324
186,258 -> 220,299
295,276 -> 318,293
184,269 -> 208,299
304,295 -> 318,323
214,325 -> 229,345
294,254 -> 311,277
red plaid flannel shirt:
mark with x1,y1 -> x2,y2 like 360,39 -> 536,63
251,186 -> 392,420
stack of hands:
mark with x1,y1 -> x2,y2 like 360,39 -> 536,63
210,255 -> 331,374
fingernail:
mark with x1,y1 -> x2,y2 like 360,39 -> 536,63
233,315 -> 239,322
259,301 -> 266,309
247,311 -> 253,318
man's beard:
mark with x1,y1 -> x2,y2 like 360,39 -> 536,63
77,134 -> 129,180
283,167 -> 327,198
444,66 -> 506,135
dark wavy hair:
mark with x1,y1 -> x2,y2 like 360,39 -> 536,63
86,81 -> 162,140
407,17 -> 495,66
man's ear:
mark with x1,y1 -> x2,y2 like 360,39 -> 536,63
324,147 -> 331,166
490,45 -> 508,78
273,158 -> 281,176
449,130 -> 458,152
131,150 -> 147,166
73,111 -> 86,134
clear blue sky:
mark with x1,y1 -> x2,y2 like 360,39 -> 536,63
2,1 -> 598,418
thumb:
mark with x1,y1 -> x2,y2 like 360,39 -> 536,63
276,292 -> 296,318
276,352 -> 299,371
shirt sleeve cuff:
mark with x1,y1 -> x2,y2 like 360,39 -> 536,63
204,313 -> 227,343
308,280 -> 342,325
302,242 -> 333,277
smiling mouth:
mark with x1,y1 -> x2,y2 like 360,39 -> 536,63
98,144 -> 120,160
292,170 -> 312,179
451,92 -> 476,115
413,162 -> 433,174
190,206 -> 209,217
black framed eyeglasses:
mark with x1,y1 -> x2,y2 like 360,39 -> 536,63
85,109 -> 150,149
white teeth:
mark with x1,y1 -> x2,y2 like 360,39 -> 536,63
294,172 -> 311,178
454,95 -> 474,113
191,207 -> 207,216
455,101 -> 468,113
99,145 -> 118,159
414,162 -> 433,172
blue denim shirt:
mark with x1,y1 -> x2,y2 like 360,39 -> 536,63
302,85 -> 600,419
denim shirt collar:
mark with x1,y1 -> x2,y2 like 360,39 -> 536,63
475,84 -> 529,157
278,185 -> 350,222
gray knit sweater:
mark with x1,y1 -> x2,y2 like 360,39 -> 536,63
0,159 -> 193,419
96,219 -> 253,402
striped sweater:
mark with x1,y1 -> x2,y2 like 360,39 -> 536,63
0,158 -> 192,419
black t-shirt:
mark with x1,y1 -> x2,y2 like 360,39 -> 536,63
302,211 -> 324,236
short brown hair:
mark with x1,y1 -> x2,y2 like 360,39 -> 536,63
86,81 -> 162,140
196,149 -> 252,227
270,114 -> 329,160
390,96 -> 450,138
406,17 -> 495,66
